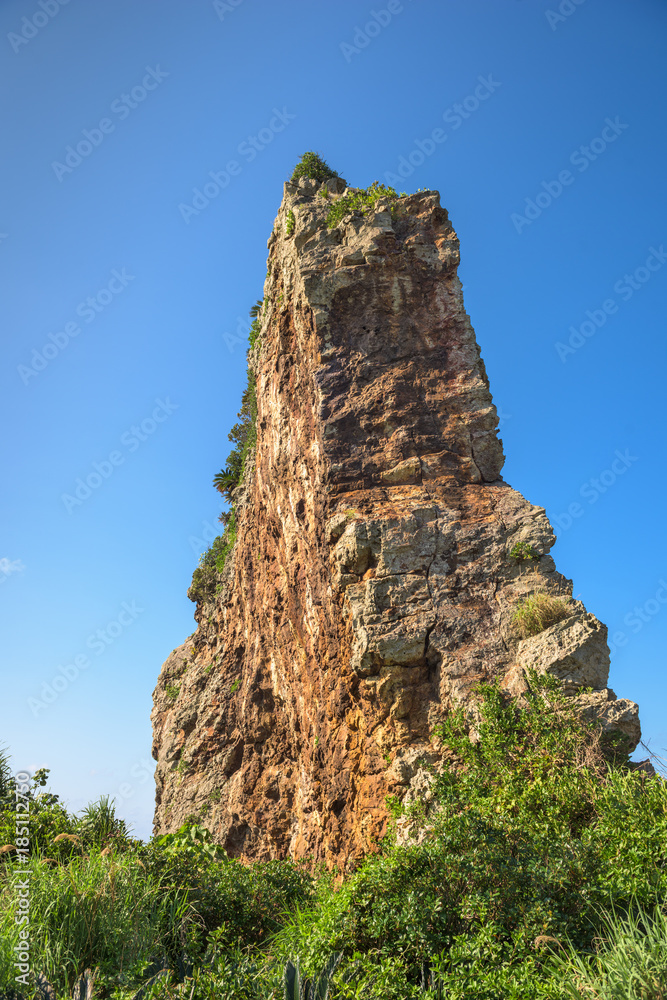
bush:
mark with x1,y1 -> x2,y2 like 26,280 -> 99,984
512,592 -> 571,638
270,680 -> 667,993
190,334 -> 257,606
290,151 -> 342,185
2,684 -> 665,998
326,180 -> 402,229
188,530 -> 235,605
510,542 -> 540,562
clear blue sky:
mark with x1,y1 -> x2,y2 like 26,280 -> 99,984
1,0 -> 665,840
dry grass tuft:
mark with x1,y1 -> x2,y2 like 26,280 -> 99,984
512,591 -> 571,639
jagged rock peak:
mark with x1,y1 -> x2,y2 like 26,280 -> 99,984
151,172 -> 640,868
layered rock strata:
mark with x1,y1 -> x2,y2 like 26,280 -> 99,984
152,177 -> 640,868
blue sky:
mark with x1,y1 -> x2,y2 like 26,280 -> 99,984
1,0 -> 665,840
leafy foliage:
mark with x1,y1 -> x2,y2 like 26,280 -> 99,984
282,952 -> 342,1000
510,542 -> 540,562
290,152 -> 343,185
268,680 -> 667,995
326,181 -> 402,229
285,209 -> 296,236
189,303 -> 259,606
2,682 -> 665,999
77,794 -> 131,848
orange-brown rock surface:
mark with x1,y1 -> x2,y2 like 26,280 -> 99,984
151,177 -> 640,868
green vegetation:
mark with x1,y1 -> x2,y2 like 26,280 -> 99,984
285,208 -> 296,236
510,542 -> 540,562
290,151 -> 343,185
326,180 -> 403,229
165,683 -> 180,702
554,903 -> 667,999
189,303 -> 259,606
2,682 -> 666,998
512,590 -> 572,638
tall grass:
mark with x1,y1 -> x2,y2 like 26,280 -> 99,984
0,850 -> 178,995
556,904 -> 667,1000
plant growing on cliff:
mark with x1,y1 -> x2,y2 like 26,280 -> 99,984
290,151 -> 343,185
165,683 -> 180,702
285,208 -> 296,236
512,591 -> 571,638
190,303 -> 260,606
510,542 -> 540,562
270,678 -> 667,996
326,180 -> 402,229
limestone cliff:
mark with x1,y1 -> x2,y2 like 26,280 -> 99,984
151,174 -> 640,868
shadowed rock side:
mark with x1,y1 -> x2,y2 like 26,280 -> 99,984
151,178 -> 640,868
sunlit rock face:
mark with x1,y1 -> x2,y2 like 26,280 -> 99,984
151,179 -> 640,868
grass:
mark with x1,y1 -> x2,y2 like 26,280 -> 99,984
512,591 -> 572,638
2,681 -> 666,998
555,904 -> 667,1000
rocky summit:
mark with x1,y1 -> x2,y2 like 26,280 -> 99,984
151,172 -> 640,869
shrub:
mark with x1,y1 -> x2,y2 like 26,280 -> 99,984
190,316 -> 258,606
285,209 -> 296,236
271,679 -> 667,991
512,591 -> 571,638
510,542 -> 540,562
0,767 -> 80,864
189,531 -> 233,606
290,151 -> 343,185
326,180 -> 402,229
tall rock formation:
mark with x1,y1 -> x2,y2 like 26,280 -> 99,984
152,174 -> 640,868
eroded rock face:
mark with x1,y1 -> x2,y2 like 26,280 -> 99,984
151,178 -> 640,868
